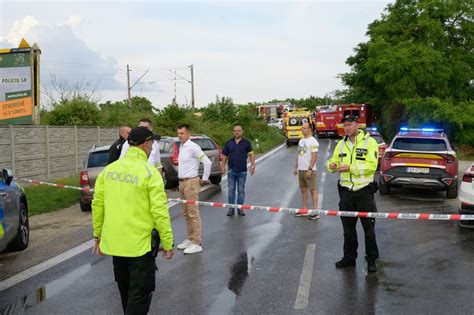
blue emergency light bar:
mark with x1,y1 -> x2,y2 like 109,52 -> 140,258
366,127 -> 378,131
400,127 -> 443,133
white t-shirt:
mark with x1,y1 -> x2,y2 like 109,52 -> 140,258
297,136 -> 319,171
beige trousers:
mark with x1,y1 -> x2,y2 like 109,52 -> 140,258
179,177 -> 201,244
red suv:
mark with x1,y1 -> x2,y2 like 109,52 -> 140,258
379,128 -> 458,198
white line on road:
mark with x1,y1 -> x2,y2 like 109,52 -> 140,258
294,243 -> 316,310
0,239 -> 94,292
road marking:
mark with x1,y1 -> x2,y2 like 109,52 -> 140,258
294,243 -> 316,310
0,239 -> 94,292
1,143 -> 287,291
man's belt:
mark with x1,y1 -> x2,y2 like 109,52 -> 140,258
179,176 -> 199,182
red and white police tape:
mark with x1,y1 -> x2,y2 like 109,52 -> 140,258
16,177 -> 474,221
17,178 -> 92,192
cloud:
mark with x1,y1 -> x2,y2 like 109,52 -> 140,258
0,15 -> 123,96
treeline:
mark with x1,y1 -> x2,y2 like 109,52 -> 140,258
339,0 -> 473,147
40,96 -> 284,153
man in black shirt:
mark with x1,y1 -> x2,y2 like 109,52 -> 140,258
221,125 -> 255,216
108,126 -> 131,164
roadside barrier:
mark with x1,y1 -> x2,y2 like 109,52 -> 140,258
16,177 -> 474,221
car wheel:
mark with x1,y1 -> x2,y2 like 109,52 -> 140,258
210,175 -> 222,185
446,181 -> 458,199
379,177 -> 390,195
80,200 -> 92,212
286,140 -> 291,147
8,201 -> 29,252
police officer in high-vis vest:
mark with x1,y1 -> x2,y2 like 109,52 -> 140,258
327,115 -> 379,273
92,126 -> 174,314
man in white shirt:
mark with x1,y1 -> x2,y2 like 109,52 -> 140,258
293,122 -> 320,220
176,124 -> 211,255
119,118 -> 163,175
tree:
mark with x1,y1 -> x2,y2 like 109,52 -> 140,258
341,0 -> 473,144
41,96 -> 101,126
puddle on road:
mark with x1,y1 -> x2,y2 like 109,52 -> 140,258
208,218 -> 284,315
0,263 -> 91,314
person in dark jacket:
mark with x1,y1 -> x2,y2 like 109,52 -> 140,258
108,126 -> 131,164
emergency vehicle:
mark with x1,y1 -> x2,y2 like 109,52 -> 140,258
366,127 -> 387,168
379,127 -> 458,198
335,104 -> 373,137
314,105 -> 339,137
284,108 -> 313,146
459,162 -> 474,227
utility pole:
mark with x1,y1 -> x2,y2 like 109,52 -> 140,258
190,64 -> 195,109
126,64 -> 149,108
127,64 -> 131,108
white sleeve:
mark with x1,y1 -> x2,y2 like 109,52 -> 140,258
148,141 -> 162,168
119,141 -> 130,159
195,146 -> 211,181
311,138 -> 319,152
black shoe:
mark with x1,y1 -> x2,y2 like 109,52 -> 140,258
367,261 -> 377,273
237,210 -> 246,216
335,259 -> 356,268
227,209 -> 235,216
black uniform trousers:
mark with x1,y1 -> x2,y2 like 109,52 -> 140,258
112,252 -> 157,315
339,185 -> 379,262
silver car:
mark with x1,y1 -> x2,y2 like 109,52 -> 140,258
0,168 -> 29,253
79,145 -> 111,212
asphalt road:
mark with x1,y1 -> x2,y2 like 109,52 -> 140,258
1,139 -> 473,314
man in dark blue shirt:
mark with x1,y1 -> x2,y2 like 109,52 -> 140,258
221,125 -> 255,216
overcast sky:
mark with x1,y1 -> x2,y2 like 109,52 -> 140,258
0,0 -> 392,108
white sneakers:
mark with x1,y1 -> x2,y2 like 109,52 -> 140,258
183,244 -> 203,254
177,239 -> 193,250
177,239 -> 203,254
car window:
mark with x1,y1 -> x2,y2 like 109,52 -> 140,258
192,139 -> 216,151
87,150 -> 109,168
392,138 -> 447,151
159,141 -> 172,153
288,117 -> 308,127
372,135 -> 384,144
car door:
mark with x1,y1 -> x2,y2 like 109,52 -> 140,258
0,179 -> 19,243
0,186 -> 7,250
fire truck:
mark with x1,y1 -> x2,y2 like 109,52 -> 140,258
314,105 -> 339,137
314,104 -> 373,137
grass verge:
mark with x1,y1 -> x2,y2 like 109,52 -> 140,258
23,175 -> 80,216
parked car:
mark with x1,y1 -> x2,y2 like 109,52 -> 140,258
459,162 -> 474,227
268,117 -> 284,130
379,127 -> 458,198
0,168 -> 29,253
159,135 -> 223,189
79,145 -> 111,212
366,127 -> 388,168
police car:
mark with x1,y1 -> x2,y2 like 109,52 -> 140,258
379,128 -> 458,198
366,127 -> 387,167
0,168 -> 29,253
459,162 -> 474,227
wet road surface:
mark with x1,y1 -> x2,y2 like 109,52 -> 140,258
1,139 -> 473,314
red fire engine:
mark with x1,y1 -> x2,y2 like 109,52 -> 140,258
315,105 -> 339,137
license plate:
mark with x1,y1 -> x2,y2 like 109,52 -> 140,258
406,167 -> 429,174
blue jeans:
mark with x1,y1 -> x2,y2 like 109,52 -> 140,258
228,169 -> 247,210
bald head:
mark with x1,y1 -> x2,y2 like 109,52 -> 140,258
119,126 -> 131,140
